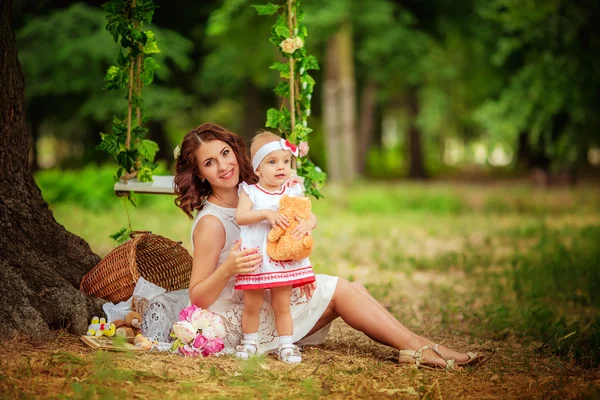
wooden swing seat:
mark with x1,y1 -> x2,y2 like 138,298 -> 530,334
114,175 -> 175,196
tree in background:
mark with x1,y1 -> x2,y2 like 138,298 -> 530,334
16,3 -> 194,169
474,0 -> 600,176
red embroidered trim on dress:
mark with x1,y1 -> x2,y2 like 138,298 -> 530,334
255,184 -> 286,195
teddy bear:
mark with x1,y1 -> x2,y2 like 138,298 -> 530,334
112,311 -> 143,339
267,195 -> 314,261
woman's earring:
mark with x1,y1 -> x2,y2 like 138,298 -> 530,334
201,177 -> 206,183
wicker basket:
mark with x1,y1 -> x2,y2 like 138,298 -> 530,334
80,231 -> 192,303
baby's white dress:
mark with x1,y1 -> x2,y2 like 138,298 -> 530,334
235,182 -> 315,290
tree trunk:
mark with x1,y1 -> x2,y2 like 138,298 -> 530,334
0,0 -> 104,340
406,87 -> 427,179
323,33 -> 343,182
357,80 -> 378,175
337,19 -> 357,183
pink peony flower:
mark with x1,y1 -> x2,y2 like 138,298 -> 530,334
172,321 -> 197,343
298,142 -> 309,157
193,334 -> 207,349
203,338 -> 225,356
179,305 -> 199,322
179,343 -> 202,357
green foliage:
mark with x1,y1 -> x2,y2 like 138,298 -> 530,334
96,0 -> 161,185
255,0 -> 326,198
474,0 -> 600,168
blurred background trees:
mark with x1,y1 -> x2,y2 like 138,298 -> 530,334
12,0 -> 600,182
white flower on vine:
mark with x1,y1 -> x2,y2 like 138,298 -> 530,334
173,145 -> 181,160
280,38 -> 299,54
306,108 -> 311,116
280,36 -> 304,54
302,81 -> 308,90
293,37 -> 303,49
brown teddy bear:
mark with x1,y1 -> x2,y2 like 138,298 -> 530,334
112,311 -> 143,339
267,195 -> 314,261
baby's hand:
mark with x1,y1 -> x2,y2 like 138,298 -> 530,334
264,210 -> 289,229
291,216 -> 313,240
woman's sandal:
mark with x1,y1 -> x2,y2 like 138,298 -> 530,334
398,344 -> 456,371
455,348 -> 495,367
278,344 -> 302,364
235,339 -> 258,360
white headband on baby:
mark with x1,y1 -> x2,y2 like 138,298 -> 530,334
252,138 -> 299,171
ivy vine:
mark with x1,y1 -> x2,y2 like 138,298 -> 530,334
253,0 -> 327,198
96,0 -> 161,242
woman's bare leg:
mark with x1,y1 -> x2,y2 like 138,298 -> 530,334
305,279 -> 469,366
348,281 -> 469,363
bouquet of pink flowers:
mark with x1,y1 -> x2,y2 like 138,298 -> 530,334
171,305 -> 226,356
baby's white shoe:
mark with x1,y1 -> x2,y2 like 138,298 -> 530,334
235,339 -> 258,360
278,344 -> 302,364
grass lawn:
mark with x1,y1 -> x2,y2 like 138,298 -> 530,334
2,181 -> 599,399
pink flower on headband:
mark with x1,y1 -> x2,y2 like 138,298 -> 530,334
298,142 -> 309,157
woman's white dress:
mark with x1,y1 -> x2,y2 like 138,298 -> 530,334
141,201 -> 338,354
235,182 -> 315,290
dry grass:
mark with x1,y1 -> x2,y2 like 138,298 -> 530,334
1,325 -> 598,399
6,182 -> 599,398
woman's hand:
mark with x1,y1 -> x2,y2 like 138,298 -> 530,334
226,240 -> 262,276
299,281 -> 316,299
290,216 -> 314,240
263,210 -> 289,229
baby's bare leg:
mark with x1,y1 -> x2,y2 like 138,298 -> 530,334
242,289 -> 264,334
270,285 -> 294,336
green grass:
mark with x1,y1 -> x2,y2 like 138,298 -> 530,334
38,171 -> 600,373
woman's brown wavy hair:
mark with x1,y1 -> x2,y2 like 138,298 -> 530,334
174,123 -> 258,219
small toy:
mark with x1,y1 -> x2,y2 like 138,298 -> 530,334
86,316 -> 101,336
113,311 -> 143,338
134,334 -> 156,350
267,195 -> 314,261
95,321 -> 116,337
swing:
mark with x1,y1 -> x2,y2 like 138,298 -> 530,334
112,0 -> 325,198
114,175 -> 175,196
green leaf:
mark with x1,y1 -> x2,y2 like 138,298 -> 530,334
143,30 -> 160,54
303,55 -> 319,71
137,166 -> 153,182
274,25 -> 291,38
110,226 -> 131,244
251,3 -> 281,16
270,61 -> 290,79
96,133 -> 120,156
266,108 -> 280,128
138,139 -> 159,161
274,81 -> 290,97
141,56 -> 160,85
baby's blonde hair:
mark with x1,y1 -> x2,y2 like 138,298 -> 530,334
250,130 -> 281,160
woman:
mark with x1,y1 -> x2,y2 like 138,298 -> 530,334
172,123 -> 482,370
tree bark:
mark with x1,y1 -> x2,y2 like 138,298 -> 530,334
406,87 -> 427,179
357,80 -> 378,175
337,19 -> 357,183
323,33 -> 342,182
0,0 -> 104,340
